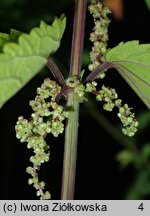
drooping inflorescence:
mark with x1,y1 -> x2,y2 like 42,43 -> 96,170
15,78 -> 68,199
85,83 -> 139,137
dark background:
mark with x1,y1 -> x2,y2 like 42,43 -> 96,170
0,0 -> 150,200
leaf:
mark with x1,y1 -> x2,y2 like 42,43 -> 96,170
0,33 -> 10,51
9,29 -> 23,42
105,41 -> 150,109
0,29 -> 22,52
145,0 -> 150,10
0,15 -> 66,108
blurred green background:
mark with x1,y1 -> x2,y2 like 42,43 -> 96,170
0,0 -> 150,200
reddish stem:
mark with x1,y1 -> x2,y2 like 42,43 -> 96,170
69,0 -> 87,79
61,0 -> 87,200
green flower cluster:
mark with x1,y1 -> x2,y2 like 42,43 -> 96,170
65,76 -> 138,137
36,78 -> 61,101
26,166 -> 51,200
92,84 -> 138,137
96,85 -> 119,111
66,75 -> 87,102
66,75 -> 138,137
88,1 -> 111,76
15,78 -> 68,199
118,104 -> 139,137
85,81 -> 97,92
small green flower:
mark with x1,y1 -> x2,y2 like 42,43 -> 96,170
118,104 -> 139,136
40,181 -> 46,188
37,78 -> 61,100
28,178 -> 33,185
103,102 -> 115,112
15,116 -> 33,142
51,120 -> 64,137
40,191 -> 51,200
66,75 -> 87,102
36,191 -> 41,197
85,81 -> 97,92
26,167 -> 36,177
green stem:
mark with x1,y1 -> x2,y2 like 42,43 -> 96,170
61,94 -> 79,199
61,0 -> 87,199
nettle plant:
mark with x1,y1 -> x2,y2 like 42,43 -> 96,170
0,0 -> 150,199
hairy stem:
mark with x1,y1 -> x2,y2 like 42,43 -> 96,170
61,0 -> 87,199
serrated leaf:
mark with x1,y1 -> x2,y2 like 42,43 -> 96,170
0,29 -> 22,52
0,33 -> 10,51
9,29 -> 22,42
0,15 -> 66,108
105,41 -> 150,109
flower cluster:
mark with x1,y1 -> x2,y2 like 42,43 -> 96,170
117,104 -> 139,137
65,76 -> 138,137
66,75 -> 138,137
26,166 -> 50,200
15,78 -> 68,199
66,75 -> 86,102
88,1 -> 111,76
96,85 -> 119,111
85,81 -> 97,92
86,83 -> 138,137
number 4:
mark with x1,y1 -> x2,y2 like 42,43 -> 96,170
138,203 -> 144,211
